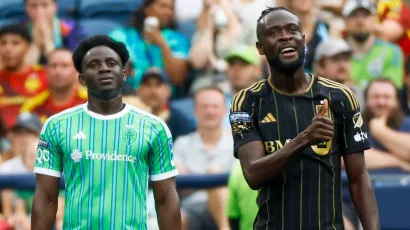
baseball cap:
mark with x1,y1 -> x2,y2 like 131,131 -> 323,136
342,0 -> 376,17
225,45 -> 260,65
11,113 -> 43,133
314,38 -> 352,62
140,67 -> 168,84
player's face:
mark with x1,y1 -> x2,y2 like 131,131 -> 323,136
25,0 -> 57,22
194,90 -> 226,129
0,34 -> 29,70
80,46 -> 125,97
138,77 -> 170,111
144,0 -> 174,28
227,58 -> 260,92
47,50 -> 78,91
366,82 -> 398,118
315,53 -> 351,84
345,9 -> 375,42
256,10 -> 305,75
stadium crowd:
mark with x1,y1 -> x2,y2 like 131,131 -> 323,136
0,0 -> 409,229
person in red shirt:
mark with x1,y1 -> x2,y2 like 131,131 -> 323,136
0,24 -> 48,129
374,0 -> 410,58
21,48 -> 87,122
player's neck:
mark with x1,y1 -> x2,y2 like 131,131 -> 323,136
87,93 -> 124,115
269,68 -> 311,95
198,125 -> 223,147
50,85 -> 76,106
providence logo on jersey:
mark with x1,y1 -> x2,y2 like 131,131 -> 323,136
70,149 -> 137,163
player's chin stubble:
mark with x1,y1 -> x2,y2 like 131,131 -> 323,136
267,49 -> 305,76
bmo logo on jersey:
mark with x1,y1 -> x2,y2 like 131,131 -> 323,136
70,149 -> 137,163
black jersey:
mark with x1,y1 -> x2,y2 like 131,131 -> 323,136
229,75 -> 369,230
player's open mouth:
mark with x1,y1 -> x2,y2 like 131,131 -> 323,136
280,47 -> 297,57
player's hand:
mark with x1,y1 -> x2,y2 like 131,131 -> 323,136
303,99 -> 334,145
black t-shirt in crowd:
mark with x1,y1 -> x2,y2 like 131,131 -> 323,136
229,75 -> 369,230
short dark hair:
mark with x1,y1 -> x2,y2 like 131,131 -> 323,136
0,24 -> 31,43
256,7 -> 299,42
72,35 -> 130,73
47,47 -> 72,60
130,0 -> 176,31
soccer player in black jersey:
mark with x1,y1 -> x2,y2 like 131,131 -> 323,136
229,7 -> 379,230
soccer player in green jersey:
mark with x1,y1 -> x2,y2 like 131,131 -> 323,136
31,35 -> 181,230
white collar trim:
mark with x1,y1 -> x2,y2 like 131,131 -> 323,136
82,102 -> 130,120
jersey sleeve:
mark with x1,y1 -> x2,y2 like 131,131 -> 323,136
33,118 -> 63,177
149,119 -> 178,181
339,90 -> 370,155
230,90 -> 262,158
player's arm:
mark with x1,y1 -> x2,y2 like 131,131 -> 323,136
344,153 -> 379,230
32,175 -> 60,230
31,119 -> 63,230
149,120 -> 180,230
231,90 -> 333,189
340,92 -> 379,230
152,177 -> 181,230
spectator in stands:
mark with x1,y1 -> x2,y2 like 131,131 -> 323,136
225,161 -> 258,230
0,113 -> 41,229
110,0 -> 190,98
343,0 -> 404,89
0,24 -> 48,129
174,87 -> 234,230
124,67 -> 196,140
24,0 -> 85,65
401,57 -> 410,115
0,136 -> 64,230
372,0 -> 410,58
188,0 -> 254,93
276,0 -> 330,73
362,78 -> 410,172
221,45 -> 262,128
233,0 -> 276,42
314,37 -> 365,107
21,48 -> 87,123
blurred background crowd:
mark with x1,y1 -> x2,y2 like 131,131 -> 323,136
0,0 -> 409,229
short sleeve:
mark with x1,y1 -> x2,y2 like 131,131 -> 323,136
226,162 -> 241,219
149,119 -> 178,181
230,90 -> 262,158
34,119 -> 63,177
339,91 -> 370,155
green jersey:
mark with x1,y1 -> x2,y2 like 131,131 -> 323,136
350,38 -> 403,89
226,161 -> 258,230
34,103 -> 178,230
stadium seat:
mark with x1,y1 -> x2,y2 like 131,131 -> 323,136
77,19 -> 122,37
177,20 -> 197,41
374,180 -> 410,229
0,0 -> 26,22
78,0 -> 143,24
57,0 -> 78,19
0,19 -> 19,28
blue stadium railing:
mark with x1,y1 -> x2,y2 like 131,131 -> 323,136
1,173 -> 410,229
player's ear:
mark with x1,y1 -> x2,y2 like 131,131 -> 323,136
122,70 -> 126,81
256,42 -> 265,55
78,74 -> 86,85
